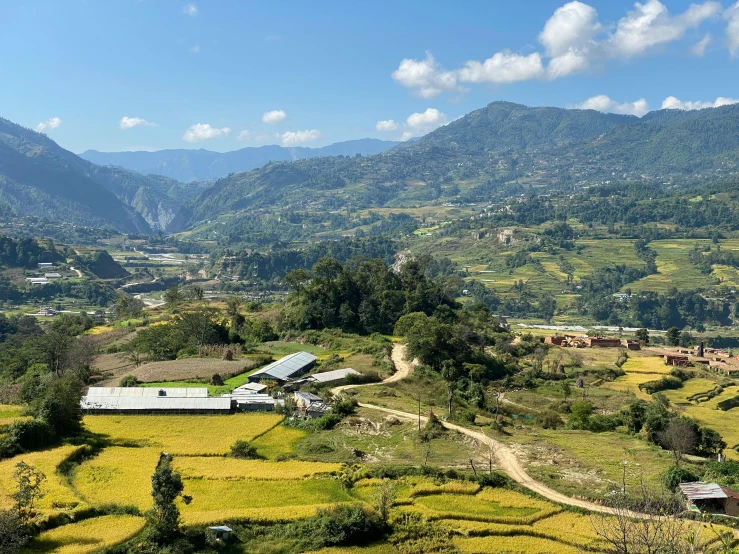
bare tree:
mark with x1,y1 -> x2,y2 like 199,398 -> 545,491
658,419 -> 697,467
590,482 -> 733,554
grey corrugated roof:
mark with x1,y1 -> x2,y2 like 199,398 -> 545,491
250,352 -> 317,381
295,391 -> 323,402
679,482 -> 727,500
80,396 -> 231,411
232,382 -> 268,393
310,368 -> 360,383
86,387 -> 209,398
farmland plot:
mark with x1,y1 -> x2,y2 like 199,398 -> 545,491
24,514 -> 145,554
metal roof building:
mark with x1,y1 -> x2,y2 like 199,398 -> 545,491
232,382 -> 268,394
222,392 -> 279,412
679,482 -> 727,501
248,352 -> 317,383
86,387 -> 208,398
81,395 -> 233,414
309,368 -> 360,384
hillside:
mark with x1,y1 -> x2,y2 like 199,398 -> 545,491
172,102 -> 739,232
0,118 -> 205,232
80,138 -> 399,183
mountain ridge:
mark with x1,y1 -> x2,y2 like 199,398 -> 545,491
80,138 -> 400,183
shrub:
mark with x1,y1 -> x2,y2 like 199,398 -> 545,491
459,410 -> 477,424
640,376 -> 683,395
295,504 -> 386,547
587,414 -> 621,433
344,371 -> 381,385
536,410 -> 562,429
119,375 -> 140,387
661,466 -> 700,491
229,440 -> 260,460
1,419 -> 56,457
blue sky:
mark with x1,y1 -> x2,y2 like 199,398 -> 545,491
1,0 -> 738,153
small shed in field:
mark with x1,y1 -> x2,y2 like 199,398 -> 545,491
679,482 -> 739,517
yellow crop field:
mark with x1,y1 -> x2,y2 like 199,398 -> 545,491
25,514 -> 145,554
172,457 -> 342,480
182,503 -> 340,526
411,490 -> 558,524
532,512 -> 603,547
71,447 -> 161,510
250,424 -> 308,459
602,372 -> 658,400
663,378 -> 717,403
621,356 -> 670,374
180,478 -> 354,517
0,445 -> 85,513
83,413 -> 282,455
306,546 -> 399,554
409,481 -> 480,497
454,535 -> 580,554
682,404 -> 739,458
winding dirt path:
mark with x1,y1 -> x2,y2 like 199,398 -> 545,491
333,343 -> 640,517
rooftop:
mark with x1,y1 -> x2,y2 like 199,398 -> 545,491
249,351 -> 317,381
86,387 -> 208,398
80,396 -> 232,411
679,482 -> 728,501
309,368 -> 360,383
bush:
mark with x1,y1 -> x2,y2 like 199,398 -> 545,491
0,510 -> 31,554
1,419 -> 56,457
344,371 -> 381,385
306,504 -> 386,547
661,466 -> 700,491
640,376 -> 683,395
536,410 -> 562,429
587,414 -> 621,433
229,440 -> 260,459
119,375 -> 140,387
459,410 -> 476,424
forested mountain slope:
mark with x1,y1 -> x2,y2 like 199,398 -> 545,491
172,102 -> 739,231
81,138 -> 399,183
0,118 -> 209,232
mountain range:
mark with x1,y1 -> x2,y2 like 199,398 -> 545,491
171,101 -> 739,232
2,101 -> 739,236
80,139 -> 400,183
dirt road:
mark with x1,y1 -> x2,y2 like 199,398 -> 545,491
333,343 -> 639,517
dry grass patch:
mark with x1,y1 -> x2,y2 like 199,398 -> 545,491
98,357 -> 261,385
83,414 -> 282,455
23,514 -> 145,554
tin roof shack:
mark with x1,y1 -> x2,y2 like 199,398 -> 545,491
664,354 -> 691,367
224,393 -> 278,412
584,337 -> 621,348
679,482 -> 739,516
248,352 -> 317,384
293,391 -> 330,418
81,387 -> 233,414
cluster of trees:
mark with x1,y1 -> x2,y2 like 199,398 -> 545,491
280,257 -> 457,334
688,243 -> 739,274
0,277 -> 117,307
0,236 -> 62,269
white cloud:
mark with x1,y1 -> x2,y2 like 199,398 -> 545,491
607,0 -> 721,58
237,130 -> 252,141
391,1 -> 723,97
182,123 -> 231,142
280,129 -> 321,146
575,95 -> 649,116
400,108 -> 448,141
391,52 -> 460,98
690,33 -> 712,56
35,117 -> 62,132
661,96 -> 739,110
726,2 -> 739,58
189,44 -> 200,53
458,51 -> 545,84
119,116 -> 157,130
262,110 -> 287,124
376,120 -> 398,132
183,3 -> 198,16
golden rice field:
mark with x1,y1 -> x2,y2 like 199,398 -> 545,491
620,356 -> 670,374
0,445 -> 85,513
453,535 -> 581,554
172,457 -> 343,480
23,515 -> 145,554
250,424 -> 309,459
180,478 -> 356,526
71,447 -> 161,510
83,413 -> 282,455
601,372 -> 656,401
662,377 -> 717,404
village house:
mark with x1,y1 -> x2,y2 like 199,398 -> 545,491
679,482 -> 739,517
664,354 -> 691,367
